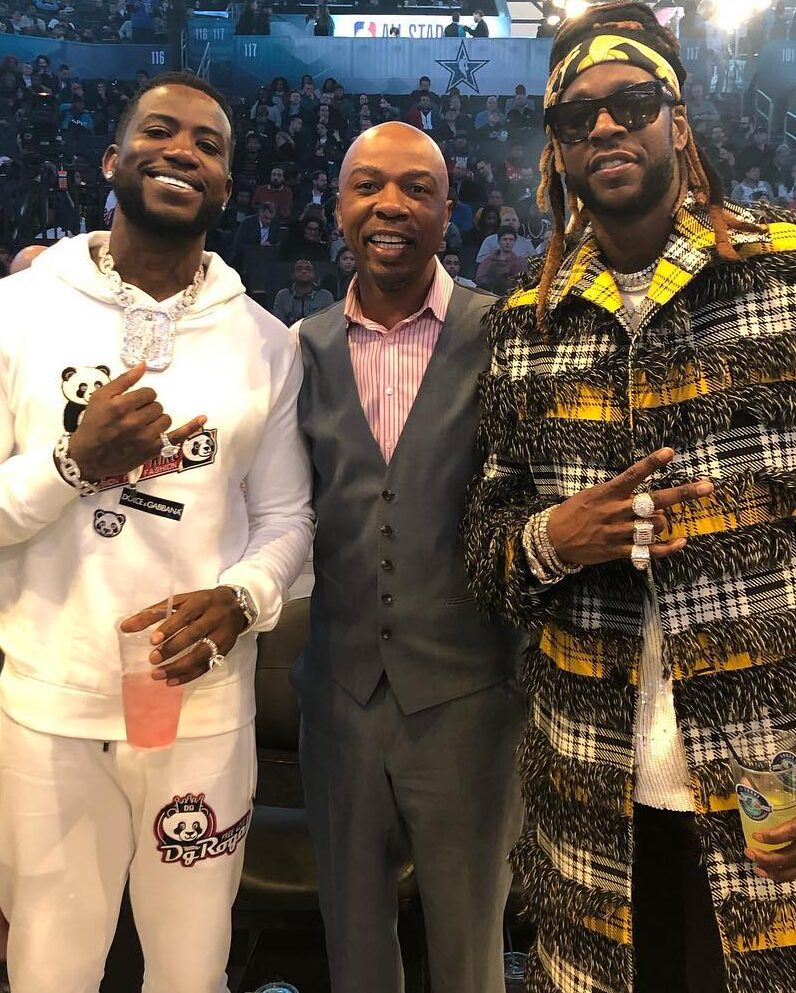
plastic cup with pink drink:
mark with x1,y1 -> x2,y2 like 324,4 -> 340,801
118,620 -> 183,749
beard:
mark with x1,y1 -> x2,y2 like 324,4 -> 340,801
112,169 -> 224,239
567,151 -> 676,218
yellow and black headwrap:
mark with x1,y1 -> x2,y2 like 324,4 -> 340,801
544,33 -> 682,112
543,1 -> 687,114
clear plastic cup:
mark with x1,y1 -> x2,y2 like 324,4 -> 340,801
729,729 -> 796,852
118,622 -> 183,749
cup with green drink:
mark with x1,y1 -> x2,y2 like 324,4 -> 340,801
729,728 -> 796,853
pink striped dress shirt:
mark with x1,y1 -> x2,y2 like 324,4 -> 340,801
345,258 -> 454,463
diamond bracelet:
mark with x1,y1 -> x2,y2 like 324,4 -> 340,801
54,432 -> 100,497
523,506 -> 583,582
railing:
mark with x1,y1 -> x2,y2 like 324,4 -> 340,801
755,89 -> 774,139
785,111 -> 796,146
195,41 -> 212,78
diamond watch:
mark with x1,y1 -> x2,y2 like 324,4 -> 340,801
222,584 -> 258,631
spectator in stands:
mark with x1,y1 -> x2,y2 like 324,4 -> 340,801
736,126 -> 776,183
476,110 -> 509,160
131,2 -> 155,42
285,116 -> 307,157
407,93 -> 440,135
272,258 -> 333,323
321,245 -> 356,300
307,121 -> 344,171
441,249 -> 476,288
20,5 -> 46,32
505,84 -> 536,137
253,164 -> 293,218
501,140 -> 531,184
282,210 -> 330,263
472,157 -> 498,201
520,199 -> 552,256
285,88 -> 302,125
408,75 -> 439,108
779,162 -> 796,205
296,169 -> 335,219
308,2 -> 334,36
730,164 -> 775,205
705,124 -> 736,190
54,64 -> 71,98
449,185 -> 474,234
464,9 -> 488,37
374,96 -> 400,125
505,163 -> 538,205
474,95 -> 503,130
444,12 -> 464,37
236,0 -> 270,35
686,81 -> 720,139
476,225 -> 527,295
476,206 -> 533,262
60,95 -> 94,133
229,199 -> 282,266
467,204 -> 501,246
771,142 -> 793,190
449,161 -> 481,210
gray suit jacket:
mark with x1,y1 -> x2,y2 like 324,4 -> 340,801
294,283 -> 524,714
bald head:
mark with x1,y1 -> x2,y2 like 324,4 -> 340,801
336,121 -> 452,299
339,121 -> 449,199
9,244 -> 48,274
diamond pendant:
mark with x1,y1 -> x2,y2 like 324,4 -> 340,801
120,307 -> 176,371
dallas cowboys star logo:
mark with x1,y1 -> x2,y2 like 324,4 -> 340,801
435,41 -> 490,94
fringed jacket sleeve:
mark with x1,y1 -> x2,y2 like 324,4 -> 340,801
463,336 -> 560,631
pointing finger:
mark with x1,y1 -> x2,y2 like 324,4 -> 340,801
652,480 -> 714,511
102,363 -> 148,398
164,416 -> 208,447
611,448 -> 676,496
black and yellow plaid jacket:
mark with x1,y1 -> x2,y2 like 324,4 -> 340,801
464,196 -> 796,993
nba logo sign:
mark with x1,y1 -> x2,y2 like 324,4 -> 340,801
354,20 -> 377,36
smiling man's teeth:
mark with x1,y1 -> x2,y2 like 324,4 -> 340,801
598,159 -> 630,171
154,175 -> 194,190
371,236 -> 407,245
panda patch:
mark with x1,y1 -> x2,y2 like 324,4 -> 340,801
61,364 -> 111,432
93,509 -> 126,538
181,431 -> 216,465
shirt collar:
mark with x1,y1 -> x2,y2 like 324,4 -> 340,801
344,256 -> 453,332
543,194 -> 774,323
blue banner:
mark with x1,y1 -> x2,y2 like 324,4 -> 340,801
0,36 -> 174,79
221,37 -> 553,98
754,41 -> 796,97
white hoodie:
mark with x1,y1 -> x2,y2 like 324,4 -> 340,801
0,233 -> 314,740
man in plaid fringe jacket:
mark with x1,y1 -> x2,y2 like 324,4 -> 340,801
464,5 -> 796,993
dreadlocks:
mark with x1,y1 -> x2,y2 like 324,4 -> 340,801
535,1 -> 762,326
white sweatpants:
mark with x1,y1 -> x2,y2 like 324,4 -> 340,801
0,709 -> 256,993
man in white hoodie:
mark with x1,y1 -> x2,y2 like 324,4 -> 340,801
0,71 -> 314,993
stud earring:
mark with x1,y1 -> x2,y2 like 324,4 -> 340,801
105,171 -> 114,180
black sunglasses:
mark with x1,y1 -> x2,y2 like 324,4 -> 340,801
544,81 -> 679,145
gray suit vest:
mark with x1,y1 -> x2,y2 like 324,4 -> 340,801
294,284 -> 524,714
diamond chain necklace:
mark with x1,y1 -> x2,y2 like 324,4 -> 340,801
610,259 -> 657,292
98,245 -> 205,371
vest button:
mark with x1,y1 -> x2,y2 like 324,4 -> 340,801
380,524 -> 393,537
382,593 -> 393,605
381,489 -> 395,502
380,559 -> 393,572
380,628 -> 392,641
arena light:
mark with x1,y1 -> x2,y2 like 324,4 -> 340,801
709,0 -> 752,31
564,0 -> 590,19
546,14 -> 562,26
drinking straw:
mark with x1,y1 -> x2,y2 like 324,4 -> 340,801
165,535 -> 177,620
722,730 -> 765,796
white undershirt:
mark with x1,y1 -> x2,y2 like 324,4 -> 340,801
620,287 -> 694,811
